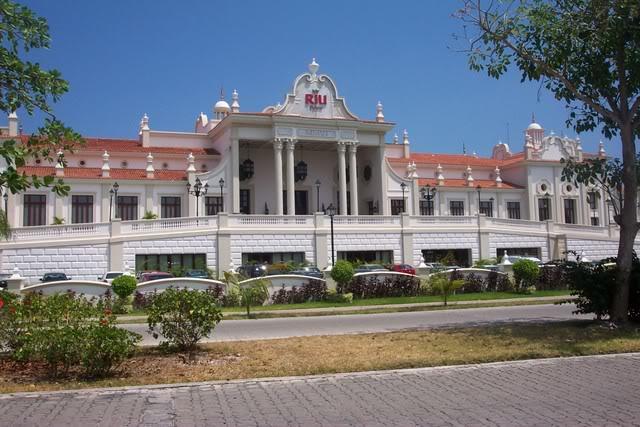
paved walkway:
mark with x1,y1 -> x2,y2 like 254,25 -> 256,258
2,353 -> 638,426
123,303 -> 590,345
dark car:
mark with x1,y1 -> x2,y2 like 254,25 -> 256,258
291,266 -> 324,279
138,271 -> 174,283
185,269 -> 209,279
0,273 -> 9,289
236,264 -> 267,278
390,264 -> 416,275
40,272 -> 70,282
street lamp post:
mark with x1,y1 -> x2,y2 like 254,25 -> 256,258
315,179 -> 321,213
400,182 -> 407,213
186,177 -> 209,217
476,185 -> 482,215
218,178 -> 225,213
326,203 -> 337,267
109,182 -> 119,221
420,184 -> 437,215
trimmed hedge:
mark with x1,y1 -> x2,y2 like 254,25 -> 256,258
270,279 -> 328,304
341,275 -> 421,299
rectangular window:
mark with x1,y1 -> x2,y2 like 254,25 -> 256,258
71,195 -> 94,224
391,199 -> 405,215
507,202 -> 521,219
479,200 -> 494,217
420,199 -> 434,216
117,196 -> 138,221
135,253 -> 206,273
449,200 -> 465,216
337,250 -> 394,264
591,216 -> 600,226
564,198 -> 577,224
205,196 -> 223,215
241,252 -> 305,265
587,191 -> 599,210
23,194 -> 46,226
538,198 -> 551,221
239,189 -> 251,214
161,196 -> 181,218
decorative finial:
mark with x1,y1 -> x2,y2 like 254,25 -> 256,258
102,150 -> 110,177
231,89 -> 240,113
436,164 -> 444,185
495,166 -> 502,187
146,153 -> 154,178
598,140 -> 606,157
219,87 -> 225,100
402,129 -> 409,145
393,133 -> 399,144
375,101 -> 384,122
576,136 -> 582,151
531,112 -> 536,123
140,113 -> 149,132
466,165 -> 474,186
308,58 -> 319,76
186,152 -> 196,173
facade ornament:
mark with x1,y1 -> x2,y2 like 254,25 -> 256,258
402,129 -> 410,145
55,149 -> 64,177
598,140 -> 606,158
139,113 -> 149,133
495,166 -> 502,188
231,89 -> 240,113
465,165 -> 474,187
402,129 -> 410,158
405,161 -> 418,179
308,58 -> 319,82
436,164 -> 445,186
186,152 -> 196,173
101,150 -> 110,178
392,133 -> 399,144
146,153 -> 155,179
375,101 -> 384,122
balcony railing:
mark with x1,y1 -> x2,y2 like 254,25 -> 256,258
228,215 -> 314,226
411,215 -> 475,225
121,216 -> 217,234
333,215 -> 400,226
10,222 -> 111,242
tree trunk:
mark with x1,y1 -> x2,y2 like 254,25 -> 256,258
611,122 -> 639,323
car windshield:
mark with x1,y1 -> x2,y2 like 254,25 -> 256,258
105,273 -> 122,279
45,273 -> 66,280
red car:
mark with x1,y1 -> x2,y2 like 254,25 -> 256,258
137,271 -> 174,283
390,264 -> 416,275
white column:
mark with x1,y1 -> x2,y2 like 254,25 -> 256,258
286,139 -> 296,215
337,141 -> 348,215
231,138 -> 240,213
273,139 -> 284,215
348,142 -> 359,216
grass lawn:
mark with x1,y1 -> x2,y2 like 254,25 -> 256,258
1,320 -> 638,393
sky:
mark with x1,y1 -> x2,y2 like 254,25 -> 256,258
17,0 -> 619,157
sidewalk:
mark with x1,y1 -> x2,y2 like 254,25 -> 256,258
117,295 -> 572,322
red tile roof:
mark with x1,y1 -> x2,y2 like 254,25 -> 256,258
19,166 -> 187,181
417,178 -> 523,190
19,136 -> 219,156
389,152 -> 526,168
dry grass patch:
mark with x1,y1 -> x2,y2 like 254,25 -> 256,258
1,320 -> 638,394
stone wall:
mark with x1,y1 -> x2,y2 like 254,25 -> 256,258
331,233 -> 402,263
2,244 -> 109,284
489,233 -> 549,261
123,234 -> 217,271
412,232 -> 479,265
230,233 -> 315,266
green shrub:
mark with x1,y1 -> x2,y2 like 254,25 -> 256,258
82,319 -> 141,378
430,274 -> 464,306
147,288 -> 223,354
112,275 -> 137,299
331,260 -> 354,291
239,279 -> 269,318
3,292 -> 141,378
326,289 -> 353,304
513,259 -> 540,292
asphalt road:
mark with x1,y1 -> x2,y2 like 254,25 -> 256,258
122,303 -> 590,345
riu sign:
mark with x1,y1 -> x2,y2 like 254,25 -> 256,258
305,93 -> 327,105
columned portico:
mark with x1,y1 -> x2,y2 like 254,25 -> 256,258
348,142 -> 358,215
337,141 -> 348,215
285,139 -> 296,215
273,139 -> 284,215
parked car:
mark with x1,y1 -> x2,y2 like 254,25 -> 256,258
290,266 -> 324,278
354,264 -> 388,273
137,271 -> 174,283
389,264 -> 416,275
501,255 -> 542,265
423,262 -> 446,272
40,272 -> 71,282
97,271 -> 124,284
185,269 -> 209,279
236,264 -> 267,278
0,273 -> 9,289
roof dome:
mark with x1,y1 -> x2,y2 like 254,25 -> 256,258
527,122 -> 542,130
214,99 -> 230,113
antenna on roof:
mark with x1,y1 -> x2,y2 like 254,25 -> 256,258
219,86 -> 225,100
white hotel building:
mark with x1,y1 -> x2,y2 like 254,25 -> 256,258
1,59 -> 638,283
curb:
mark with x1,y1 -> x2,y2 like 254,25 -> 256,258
3,352 -> 637,398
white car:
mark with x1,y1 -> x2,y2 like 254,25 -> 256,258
98,271 -> 124,284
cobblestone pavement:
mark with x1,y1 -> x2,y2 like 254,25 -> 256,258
124,303 -> 590,345
1,353 -> 638,427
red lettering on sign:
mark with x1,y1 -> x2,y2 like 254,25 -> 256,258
318,95 -> 327,105
305,93 -> 327,106
305,94 -> 314,104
